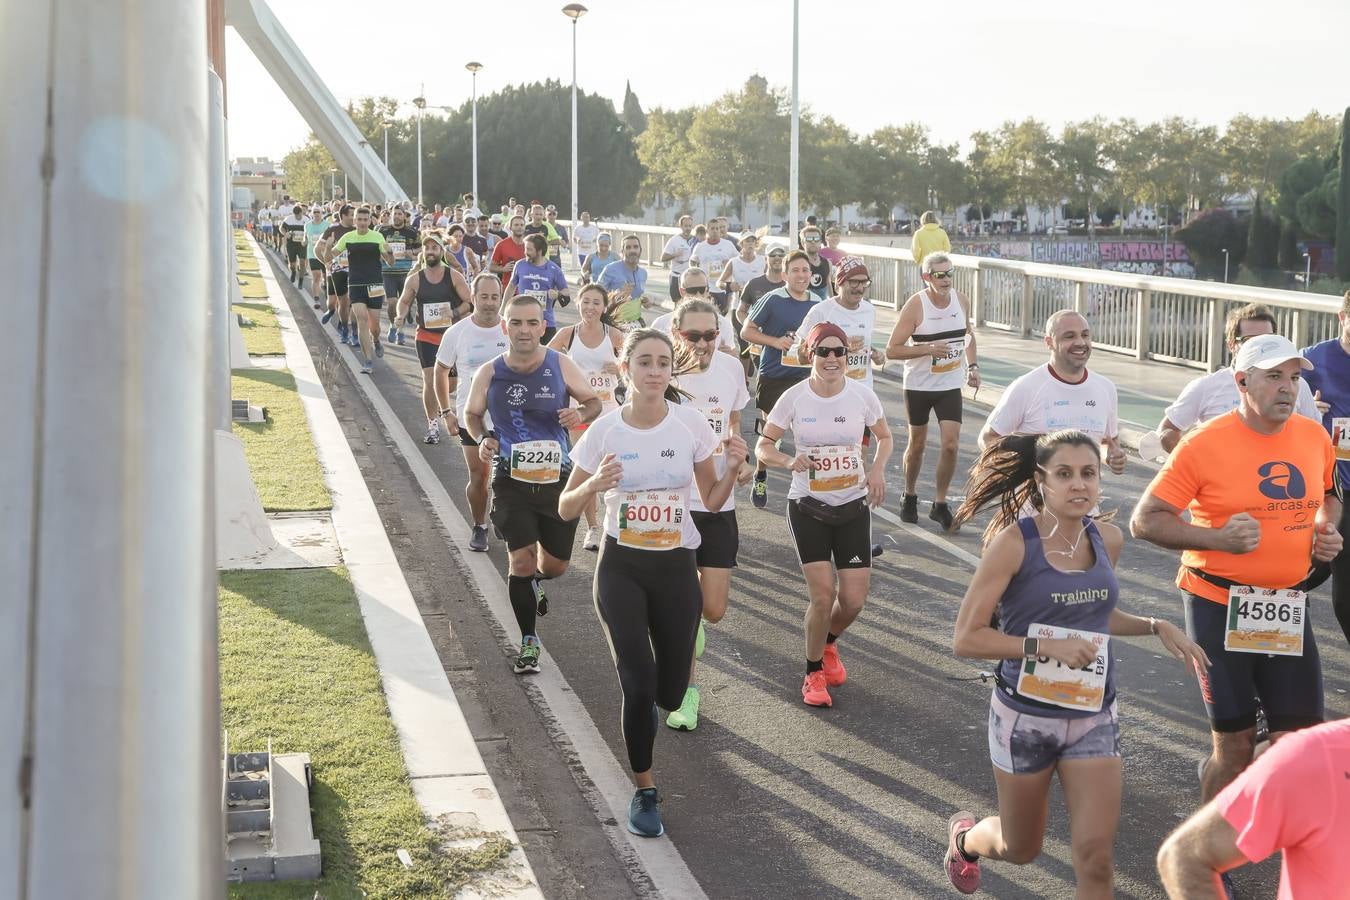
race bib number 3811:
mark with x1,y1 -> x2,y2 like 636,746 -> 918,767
1017,623 -> 1109,712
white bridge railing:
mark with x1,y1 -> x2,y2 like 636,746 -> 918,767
577,221 -> 1340,374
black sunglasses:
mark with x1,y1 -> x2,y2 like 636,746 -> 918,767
813,345 -> 847,358
928,270 -> 954,280
679,329 -> 719,344
684,285 -> 709,295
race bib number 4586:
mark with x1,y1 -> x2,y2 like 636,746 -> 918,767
1225,586 -> 1305,656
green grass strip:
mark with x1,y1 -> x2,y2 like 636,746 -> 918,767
232,302 -> 284,356
221,569 -> 512,899
237,272 -> 269,299
231,369 -> 331,512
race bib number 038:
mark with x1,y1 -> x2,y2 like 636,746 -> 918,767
587,371 -> 617,406
1225,586 -> 1305,656
617,491 -> 683,550
807,444 -> 862,493
509,440 -> 563,484
1017,623 -> 1109,712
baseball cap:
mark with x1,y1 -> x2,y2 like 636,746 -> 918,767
1233,333 -> 1313,372
421,234 -> 446,252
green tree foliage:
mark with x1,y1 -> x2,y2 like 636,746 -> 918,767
1245,195 -> 1280,279
963,130 -> 1009,226
621,81 -> 648,136
799,115 -> 864,222
685,75 -> 788,218
1176,208 -> 1247,279
856,123 -> 929,221
634,107 -> 695,209
987,119 -> 1057,228
1053,118 -> 1111,236
1339,108 -> 1350,280
1278,218 -> 1301,270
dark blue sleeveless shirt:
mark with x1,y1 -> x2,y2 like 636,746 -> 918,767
996,517 -> 1118,718
486,349 -> 572,482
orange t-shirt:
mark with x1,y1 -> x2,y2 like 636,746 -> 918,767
1146,411 -> 1335,605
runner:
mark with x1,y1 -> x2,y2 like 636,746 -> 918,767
462,294 -> 601,675
395,234 -> 472,444
316,204 -> 356,347
446,224 -> 481,279
303,206 -> 329,308
379,206 -> 420,346
659,215 -> 697,303
279,204 -> 308,285
757,322 -> 892,708
741,250 -> 819,509
462,215 -> 490,270
735,244 -> 787,377
818,226 -> 845,267
664,299 -> 753,731
547,283 -> 624,551
886,252 -> 981,532
560,328 -> 748,838
942,430 -> 1207,896
599,235 -> 654,329
689,218 -> 739,315
715,232 -> 765,301
649,268 -> 740,359
256,204 -> 273,248
328,207 -> 396,374
545,205 -> 567,266
582,233 -> 619,286
489,214 -> 527,286
798,225 -> 833,300
436,272 -> 510,551
504,233 -> 570,345
573,211 -> 599,273
1130,334 -> 1340,811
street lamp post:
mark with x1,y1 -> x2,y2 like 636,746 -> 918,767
413,88 -> 427,205
329,167 -> 337,202
789,0 -> 800,242
1160,203 -> 1170,277
358,139 -> 368,200
1221,248 -> 1230,284
382,119 -> 393,168
1304,252 -> 1312,291
562,4 -> 587,263
466,62 -> 483,204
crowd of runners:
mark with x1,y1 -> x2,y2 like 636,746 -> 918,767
251,193 -> 1350,898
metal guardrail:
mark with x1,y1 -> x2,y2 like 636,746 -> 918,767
574,221 -> 1341,373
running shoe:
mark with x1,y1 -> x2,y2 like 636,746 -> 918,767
313,300 -> 322,310
374,339 -> 384,358
396,332 -> 407,346
929,501 -> 955,533
533,577 -> 548,617
321,308 -> 334,324
871,543 -> 884,558
513,639 -> 541,675
359,360 -> 374,375
752,476 -> 768,509
801,671 -> 832,707
347,330 -> 360,348
469,525 -> 489,552
665,687 -> 700,731
901,494 -> 919,524
337,322 -> 348,342
582,525 -> 601,552
1255,702 -> 1270,744
387,324 -> 398,343
821,643 -> 847,687
628,788 -> 664,838
695,621 -> 705,659
943,811 -> 981,894
424,420 -> 440,445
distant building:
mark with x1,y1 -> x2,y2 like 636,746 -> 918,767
230,157 -> 290,211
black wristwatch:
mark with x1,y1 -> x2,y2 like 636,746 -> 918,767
1023,637 -> 1040,658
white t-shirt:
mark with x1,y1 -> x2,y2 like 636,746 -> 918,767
662,233 -> 697,275
436,214 -> 451,228
986,365 -> 1120,441
797,297 -> 879,388
434,318 -> 510,422
676,353 -> 751,512
1164,366 -> 1320,431
650,311 -> 739,355
725,254 -> 766,290
574,223 -> 600,255
463,205 -> 483,220
570,402 -> 719,550
765,379 -> 885,504
690,239 -> 738,291
257,208 -> 272,225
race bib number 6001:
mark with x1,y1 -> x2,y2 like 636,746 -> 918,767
509,440 -> 563,483
1225,586 -> 1305,656
1017,623 -> 1109,712
617,491 -> 683,550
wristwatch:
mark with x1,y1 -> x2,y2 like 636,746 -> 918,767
1023,637 -> 1040,658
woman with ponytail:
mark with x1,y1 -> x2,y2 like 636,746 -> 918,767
941,430 -> 1208,897
559,328 -> 747,839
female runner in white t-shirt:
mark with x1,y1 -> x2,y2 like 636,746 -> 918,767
560,329 -> 748,839
548,283 -> 624,551
757,322 -> 893,709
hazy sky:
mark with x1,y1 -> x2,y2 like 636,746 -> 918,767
225,0 -> 1349,161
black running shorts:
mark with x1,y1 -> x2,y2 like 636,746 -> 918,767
903,387 -> 963,425
691,510 -> 739,569
489,476 -> 577,561
786,499 -> 871,569
327,271 -> 349,297
349,283 -> 385,309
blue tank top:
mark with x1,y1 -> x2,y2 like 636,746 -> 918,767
486,349 -> 572,482
996,517 -> 1118,718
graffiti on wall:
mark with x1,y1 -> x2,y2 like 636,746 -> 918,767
955,239 -> 1195,278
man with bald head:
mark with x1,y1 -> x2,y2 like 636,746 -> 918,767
978,309 -> 1126,474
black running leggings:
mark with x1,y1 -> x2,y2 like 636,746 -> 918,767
594,537 -> 702,773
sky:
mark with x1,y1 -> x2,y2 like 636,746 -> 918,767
224,0 -> 1350,162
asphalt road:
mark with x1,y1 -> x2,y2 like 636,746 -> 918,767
270,253 -> 1349,899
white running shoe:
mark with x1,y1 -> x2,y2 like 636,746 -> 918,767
582,525 -> 601,552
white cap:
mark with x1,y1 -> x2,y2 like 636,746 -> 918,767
1233,333 -> 1313,372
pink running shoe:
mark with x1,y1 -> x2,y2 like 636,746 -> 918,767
944,811 -> 980,894
801,671 -> 832,707
821,643 -> 847,686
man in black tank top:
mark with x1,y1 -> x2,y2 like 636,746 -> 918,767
395,235 -> 471,443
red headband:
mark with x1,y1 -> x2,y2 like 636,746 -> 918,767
805,322 -> 849,350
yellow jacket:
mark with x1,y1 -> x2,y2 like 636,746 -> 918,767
911,222 -> 951,264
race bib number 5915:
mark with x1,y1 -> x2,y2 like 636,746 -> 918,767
807,444 -> 862,493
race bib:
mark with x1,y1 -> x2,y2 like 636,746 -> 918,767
332,250 -> 348,271
1017,623 -> 1109,712
699,405 -> 728,456
587,370 -> 617,406
1225,586 -> 1305,656
509,439 -> 563,483
807,444 -> 862,493
288,229 -> 305,243
390,241 -> 407,258
931,336 -> 967,374
616,491 -> 684,550
421,302 -> 453,330
366,283 -> 386,299
781,339 -> 810,368
1333,418 -> 1350,461
846,335 -> 870,380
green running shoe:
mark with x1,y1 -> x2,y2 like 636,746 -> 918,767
695,621 -> 706,659
513,639 -> 541,674
665,687 -> 700,731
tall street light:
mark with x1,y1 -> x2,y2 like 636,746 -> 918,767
1221,247 -> 1230,284
382,118 -> 394,168
358,139 -> 368,200
562,3 -> 587,262
1304,251 -> 1312,291
413,87 -> 427,205
466,62 -> 483,204
789,0 -> 800,241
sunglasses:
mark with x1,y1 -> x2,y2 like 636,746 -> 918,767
684,285 -> 710,295
813,345 -> 847,358
679,329 -> 719,344
928,270 -> 954,280
803,236 -> 822,243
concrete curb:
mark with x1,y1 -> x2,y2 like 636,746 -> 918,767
246,235 -> 543,898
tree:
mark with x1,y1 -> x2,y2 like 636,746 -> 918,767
987,119 -> 1056,229
1105,118 -> 1156,232
1338,108 -> 1350,280
634,107 -> 695,209
621,81 -> 647,136
1053,118 -> 1111,236
1245,195 -> 1280,280
924,141 -> 968,214
799,115 -> 862,223
685,75 -> 788,219
1175,208 -> 1247,280
1278,218 -> 1301,270
963,130 -> 1009,227
857,123 -> 929,222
